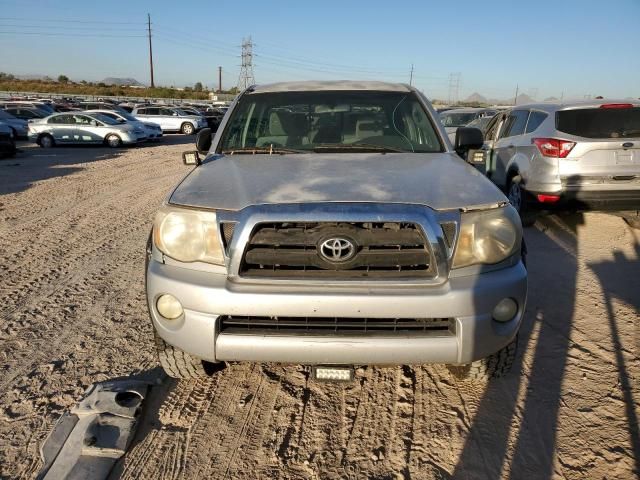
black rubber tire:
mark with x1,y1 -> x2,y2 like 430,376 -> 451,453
447,336 -> 518,381
105,134 -> 122,148
154,332 -> 222,379
181,122 -> 195,135
39,134 -> 55,148
507,175 -> 536,227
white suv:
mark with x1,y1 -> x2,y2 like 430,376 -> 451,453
132,106 -> 206,135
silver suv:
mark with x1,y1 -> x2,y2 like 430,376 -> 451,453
146,81 -> 527,382
132,106 -> 206,135
479,101 -> 640,226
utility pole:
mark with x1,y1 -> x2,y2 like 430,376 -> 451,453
448,73 -> 461,105
147,14 -> 155,88
513,84 -> 519,105
218,66 -> 222,93
409,64 -> 414,86
237,36 -> 255,91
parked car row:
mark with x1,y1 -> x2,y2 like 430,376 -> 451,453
0,96 -> 232,152
0,98 -> 234,151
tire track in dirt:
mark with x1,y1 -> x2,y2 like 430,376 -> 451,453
0,141 -> 190,479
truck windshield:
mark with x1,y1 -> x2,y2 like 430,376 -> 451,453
219,91 -> 443,153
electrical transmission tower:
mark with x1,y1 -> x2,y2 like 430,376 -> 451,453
448,73 -> 461,105
237,36 -> 255,91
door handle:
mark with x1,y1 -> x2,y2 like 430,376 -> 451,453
507,145 -> 515,149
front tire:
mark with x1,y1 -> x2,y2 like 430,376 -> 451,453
181,122 -> 195,135
39,134 -> 55,148
105,134 -> 122,148
447,337 -> 518,381
154,332 -> 223,379
507,175 -> 536,227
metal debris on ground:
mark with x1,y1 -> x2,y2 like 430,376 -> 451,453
37,379 -> 153,480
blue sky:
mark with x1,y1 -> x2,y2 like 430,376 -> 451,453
1,0 -> 639,101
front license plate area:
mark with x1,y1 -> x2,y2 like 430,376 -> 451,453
312,366 -> 355,382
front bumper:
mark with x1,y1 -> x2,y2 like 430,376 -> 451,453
147,259 -> 527,366
530,182 -> 640,211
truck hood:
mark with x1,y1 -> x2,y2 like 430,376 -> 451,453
170,152 -> 506,211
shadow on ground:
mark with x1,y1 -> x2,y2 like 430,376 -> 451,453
453,212 -> 640,479
0,134 -> 195,196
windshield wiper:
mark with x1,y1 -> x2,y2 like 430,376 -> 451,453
312,143 -> 406,153
222,146 -> 308,155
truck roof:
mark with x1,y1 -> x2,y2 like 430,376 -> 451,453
250,80 -> 413,94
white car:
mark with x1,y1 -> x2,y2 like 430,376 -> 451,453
86,109 -> 162,141
132,106 -> 206,135
28,112 -> 145,148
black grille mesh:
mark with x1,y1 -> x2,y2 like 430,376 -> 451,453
219,315 -> 455,335
440,222 -> 457,248
239,221 -> 433,279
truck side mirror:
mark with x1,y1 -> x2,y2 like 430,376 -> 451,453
454,127 -> 484,157
195,127 -> 212,153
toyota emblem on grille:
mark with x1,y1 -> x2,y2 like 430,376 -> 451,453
318,237 -> 356,263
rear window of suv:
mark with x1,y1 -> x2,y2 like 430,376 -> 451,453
557,107 -> 640,139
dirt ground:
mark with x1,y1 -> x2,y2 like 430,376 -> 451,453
0,139 -> 638,480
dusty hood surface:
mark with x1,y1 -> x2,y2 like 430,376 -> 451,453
170,152 -> 506,211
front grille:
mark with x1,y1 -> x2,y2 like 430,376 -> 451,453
219,315 -> 455,336
240,222 -> 433,279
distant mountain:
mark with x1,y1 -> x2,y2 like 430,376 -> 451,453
543,96 -> 559,102
514,93 -> 535,105
464,92 -> 488,103
459,92 -> 536,106
101,77 -> 144,86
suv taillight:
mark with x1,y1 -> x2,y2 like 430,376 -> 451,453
533,138 -> 576,158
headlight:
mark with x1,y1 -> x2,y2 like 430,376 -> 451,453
152,205 -> 224,265
452,206 -> 521,268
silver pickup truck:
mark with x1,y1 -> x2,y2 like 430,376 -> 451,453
146,81 -> 527,382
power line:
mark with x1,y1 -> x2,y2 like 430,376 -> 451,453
0,23 -> 143,30
0,16 -> 145,24
0,31 -> 145,37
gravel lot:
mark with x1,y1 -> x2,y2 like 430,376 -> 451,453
0,139 -> 638,479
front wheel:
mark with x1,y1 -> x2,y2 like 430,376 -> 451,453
39,134 -> 55,148
181,122 -> 195,135
447,337 -> 518,381
154,332 -> 224,379
105,134 -> 122,148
